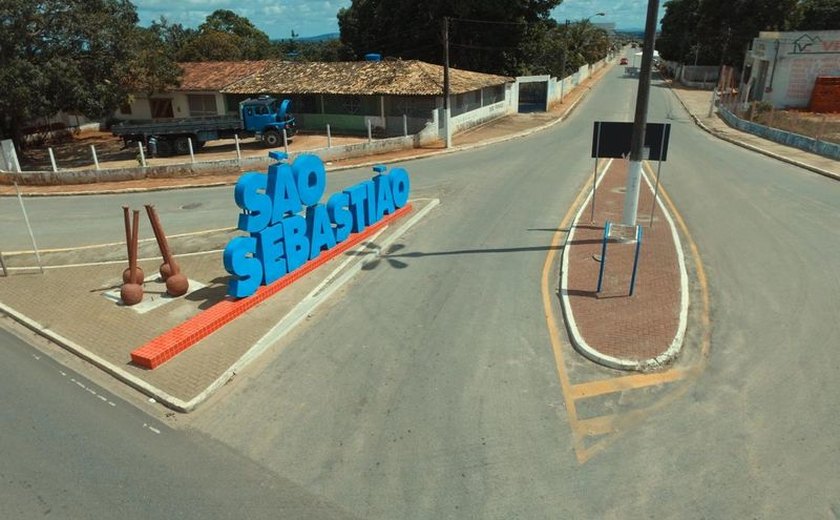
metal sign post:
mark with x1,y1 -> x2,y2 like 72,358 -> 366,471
13,182 -> 44,274
591,122 -> 602,223
648,124 -> 669,227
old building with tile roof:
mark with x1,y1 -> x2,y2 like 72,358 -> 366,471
117,59 -> 515,138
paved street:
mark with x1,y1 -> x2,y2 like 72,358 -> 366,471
0,326 -> 356,519
2,53 -> 839,519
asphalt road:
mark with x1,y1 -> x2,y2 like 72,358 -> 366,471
3,59 -> 839,518
0,326 -> 359,519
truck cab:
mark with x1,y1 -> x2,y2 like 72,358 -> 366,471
240,96 -> 296,147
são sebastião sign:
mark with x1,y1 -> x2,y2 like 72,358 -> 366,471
223,153 -> 410,298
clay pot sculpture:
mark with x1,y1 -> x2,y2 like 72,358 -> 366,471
120,209 -> 144,306
145,205 -> 189,297
121,206 -> 144,284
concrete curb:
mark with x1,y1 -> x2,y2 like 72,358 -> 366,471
667,86 -> 840,182
558,160 -> 689,371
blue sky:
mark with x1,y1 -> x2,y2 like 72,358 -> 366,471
133,0 -> 667,40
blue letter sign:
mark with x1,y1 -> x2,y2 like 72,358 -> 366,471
223,154 -> 410,297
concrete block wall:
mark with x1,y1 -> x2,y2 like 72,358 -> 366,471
718,106 -> 840,160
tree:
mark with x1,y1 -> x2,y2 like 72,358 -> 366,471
337,0 -> 563,76
657,0 -> 796,67
178,9 -> 273,61
657,0 -> 701,63
789,0 -> 840,30
178,30 -> 246,61
125,26 -> 183,96
0,0 -> 177,149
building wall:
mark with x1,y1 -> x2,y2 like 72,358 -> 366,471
746,30 -> 840,108
115,92 -> 226,121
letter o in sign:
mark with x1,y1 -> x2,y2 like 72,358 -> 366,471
292,154 -> 327,206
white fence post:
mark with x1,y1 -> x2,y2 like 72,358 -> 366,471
282,128 -> 289,155
234,134 -> 242,165
326,124 -> 332,148
187,137 -> 195,164
137,142 -> 146,167
90,144 -> 100,170
48,147 -> 58,172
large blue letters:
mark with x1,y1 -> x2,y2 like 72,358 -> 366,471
225,155 -> 410,297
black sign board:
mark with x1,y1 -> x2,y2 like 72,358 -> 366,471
591,122 -> 671,161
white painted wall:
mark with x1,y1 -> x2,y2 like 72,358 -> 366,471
746,30 -> 840,108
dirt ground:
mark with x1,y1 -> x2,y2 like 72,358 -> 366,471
17,130 -> 367,171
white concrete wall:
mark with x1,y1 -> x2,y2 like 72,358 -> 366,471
449,99 -> 511,134
747,30 -> 840,108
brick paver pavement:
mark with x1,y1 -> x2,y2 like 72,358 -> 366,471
563,159 -> 684,365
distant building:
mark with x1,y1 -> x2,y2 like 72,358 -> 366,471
743,30 -> 840,108
116,60 -> 514,138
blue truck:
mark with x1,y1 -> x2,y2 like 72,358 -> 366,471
112,96 -> 296,156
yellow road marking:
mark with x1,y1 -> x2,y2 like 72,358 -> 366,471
642,161 -> 712,369
570,369 -> 687,400
541,163 -> 603,462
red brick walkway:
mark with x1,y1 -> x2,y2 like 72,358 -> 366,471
561,158 -> 686,369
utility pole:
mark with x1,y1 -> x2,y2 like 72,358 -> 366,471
621,0 -> 659,226
559,19 -> 570,102
443,16 -> 452,148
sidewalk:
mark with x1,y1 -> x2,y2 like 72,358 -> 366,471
668,84 -> 839,180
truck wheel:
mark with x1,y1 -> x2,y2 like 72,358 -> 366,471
263,130 -> 281,148
157,139 -> 173,156
174,137 -> 191,155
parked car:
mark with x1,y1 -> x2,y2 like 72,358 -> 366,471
620,58 -> 629,65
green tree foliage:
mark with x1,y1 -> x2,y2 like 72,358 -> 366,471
177,9 -> 273,61
658,0 -> 798,67
789,0 -> 840,30
0,0 -> 179,148
657,0 -> 700,63
337,0 -> 563,76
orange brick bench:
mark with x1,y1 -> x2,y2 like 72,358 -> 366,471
130,203 -> 413,369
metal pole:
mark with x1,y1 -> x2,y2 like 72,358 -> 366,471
596,221 -> 611,293
591,122 -> 602,223
326,124 -> 332,148
367,119 -> 372,143
187,137 -> 195,164
621,0 -> 659,227
560,20 -> 569,103
13,182 -> 43,274
443,16 -> 452,148
283,128 -> 289,155
234,134 -> 242,165
48,147 -> 58,172
648,124 -> 668,228
403,114 -> 408,136
90,144 -> 100,170
629,225 -> 643,296
0,252 -> 7,277
138,142 -> 146,167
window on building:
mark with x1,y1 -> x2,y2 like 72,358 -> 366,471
150,98 -> 174,119
187,94 -> 218,117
